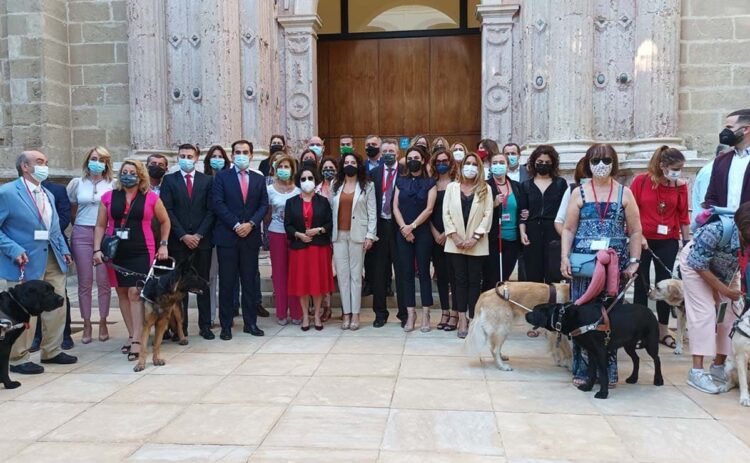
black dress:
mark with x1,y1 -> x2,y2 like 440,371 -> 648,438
105,189 -> 155,288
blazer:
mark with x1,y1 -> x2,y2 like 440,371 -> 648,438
42,180 -> 71,236
704,148 -> 750,209
212,167 -> 268,248
284,194 -> 333,250
488,177 -> 522,241
0,178 -> 70,281
442,182 -> 494,256
330,180 -> 378,243
160,170 -> 215,250
369,164 -> 400,220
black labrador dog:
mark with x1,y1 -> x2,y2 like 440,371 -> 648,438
0,280 -> 64,389
526,301 -> 663,399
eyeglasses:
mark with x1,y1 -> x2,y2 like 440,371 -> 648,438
591,158 -> 613,166
435,160 -> 450,165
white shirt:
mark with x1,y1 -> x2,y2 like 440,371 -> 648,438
691,160 -> 714,223
267,184 -> 300,233
23,178 -> 52,229
67,176 -> 116,226
507,169 -> 520,183
181,169 -> 196,186
727,147 -> 750,211
555,186 -> 572,224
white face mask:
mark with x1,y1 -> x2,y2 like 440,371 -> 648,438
665,169 -> 681,181
462,164 -> 478,179
300,180 -> 316,193
590,162 -> 612,179
452,150 -> 465,162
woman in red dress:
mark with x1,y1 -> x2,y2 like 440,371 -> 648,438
284,165 -> 335,331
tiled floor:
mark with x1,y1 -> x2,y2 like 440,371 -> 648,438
2,306 -> 750,462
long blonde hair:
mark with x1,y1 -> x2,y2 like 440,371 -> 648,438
456,153 -> 488,202
117,159 -> 150,194
83,146 -> 114,181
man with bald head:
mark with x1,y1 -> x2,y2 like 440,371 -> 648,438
308,135 -> 325,159
0,151 -> 77,375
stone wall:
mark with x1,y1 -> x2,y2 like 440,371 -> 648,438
678,0 -> 750,156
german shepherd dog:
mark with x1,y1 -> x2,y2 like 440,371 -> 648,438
0,281 -> 64,389
134,257 -> 209,372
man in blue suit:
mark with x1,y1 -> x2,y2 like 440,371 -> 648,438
212,140 -> 268,340
0,151 -> 77,374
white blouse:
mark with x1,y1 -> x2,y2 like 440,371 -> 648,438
67,176 -> 116,226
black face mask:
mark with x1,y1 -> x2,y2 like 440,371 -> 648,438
302,159 -> 317,169
270,144 -> 284,154
343,165 -> 358,177
535,163 -> 552,176
719,127 -> 745,147
382,153 -> 397,166
365,146 -> 380,158
407,160 -> 422,173
148,165 -> 166,179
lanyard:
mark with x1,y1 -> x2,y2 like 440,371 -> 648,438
591,180 -> 614,224
23,180 -> 46,227
382,168 -> 395,193
494,178 -> 511,207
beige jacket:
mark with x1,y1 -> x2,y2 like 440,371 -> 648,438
443,182 -> 493,256
330,180 -> 378,243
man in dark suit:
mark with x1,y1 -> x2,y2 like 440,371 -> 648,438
160,143 -> 215,340
212,140 -> 268,340
368,138 -> 405,327
704,109 -> 750,211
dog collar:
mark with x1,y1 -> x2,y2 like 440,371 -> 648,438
6,291 -> 31,316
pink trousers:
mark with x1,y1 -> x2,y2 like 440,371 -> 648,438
679,245 -> 739,357
70,224 -> 111,320
268,231 -> 302,321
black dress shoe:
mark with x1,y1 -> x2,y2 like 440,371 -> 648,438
257,304 -> 270,318
373,318 -> 387,328
171,333 -> 180,342
61,337 -> 75,350
219,329 -> 232,341
243,324 -> 265,336
10,362 -> 44,375
199,328 -> 215,340
40,352 -> 78,365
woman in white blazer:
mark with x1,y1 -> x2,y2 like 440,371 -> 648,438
443,152 -> 493,338
330,153 -> 378,330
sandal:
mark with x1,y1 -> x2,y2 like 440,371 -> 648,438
120,337 -> 133,355
127,341 -> 141,362
572,378 -> 587,387
443,315 -> 458,332
436,311 -> 450,330
526,329 -> 540,338
659,334 -> 677,349
321,305 -> 332,323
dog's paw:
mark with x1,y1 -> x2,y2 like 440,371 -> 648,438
577,383 -> 594,392
594,390 -> 609,399
153,358 -> 165,366
501,355 -> 509,361
178,338 -> 189,346
133,363 -> 145,372
3,381 -> 21,389
496,363 -> 513,372
654,376 -> 664,386
718,382 -> 733,393
625,376 -> 638,384
740,395 -> 750,407
674,346 -> 683,355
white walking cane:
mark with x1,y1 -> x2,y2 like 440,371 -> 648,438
498,214 -> 503,283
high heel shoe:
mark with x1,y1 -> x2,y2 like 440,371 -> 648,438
314,316 -> 323,331
341,314 -> 351,330
443,315 -> 458,332
350,314 -> 360,331
82,320 -> 93,344
420,310 -> 431,333
436,311 -> 450,330
404,308 -> 416,332
457,317 -> 469,339
301,319 -> 311,332
98,319 -> 109,342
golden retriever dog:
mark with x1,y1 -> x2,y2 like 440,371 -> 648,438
718,307 -> 750,407
465,282 -> 571,371
648,278 -> 687,355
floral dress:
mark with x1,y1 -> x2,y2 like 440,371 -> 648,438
570,184 -> 629,384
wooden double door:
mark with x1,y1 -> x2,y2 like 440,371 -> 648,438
317,34 -> 481,154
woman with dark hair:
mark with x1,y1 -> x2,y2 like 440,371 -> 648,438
300,149 -> 319,171
285,166 -> 335,331
317,156 -> 338,200
560,143 -> 643,388
430,147 -> 458,329
259,134 -> 287,177
632,146 -> 690,349
477,139 -> 500,179
331,153 -> 377,330
518,144 -> 568,283
393,145 -> 437,332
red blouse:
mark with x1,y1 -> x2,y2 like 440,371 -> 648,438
302,199 -> 313,230
631,173 -> 689,240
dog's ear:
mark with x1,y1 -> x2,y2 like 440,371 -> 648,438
667,281 -> 683,300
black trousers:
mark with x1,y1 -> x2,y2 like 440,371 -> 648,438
522,219 -> 559,283
395,229 -> 434,308
483,237 -> 521,290
450,253 -> 483,317
171,243 -> 212,332
634,238 -> 679,325
217,242 -> 259,330
371,219 -> 405,321
432,243 -> 456,311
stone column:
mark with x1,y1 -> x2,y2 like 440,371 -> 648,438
632,0 -> 685,154
127,0 -> 169,152
200,0 -> 242,147
477,3 -> 520,144
277,14 -> 321,153
547,0 -> 595,156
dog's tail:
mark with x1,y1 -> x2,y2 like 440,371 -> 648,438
464,309 -> 487,356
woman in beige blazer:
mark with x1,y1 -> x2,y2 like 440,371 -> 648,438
443,152 -> 493,338
330,153 -> 378,330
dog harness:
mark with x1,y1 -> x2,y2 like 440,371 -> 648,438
0,292 -> 30,341
729,299 -> 750,340
495,282 -> 559,313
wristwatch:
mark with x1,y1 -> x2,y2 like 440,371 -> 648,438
628,257 -> 640,264
160,240 -> 168,246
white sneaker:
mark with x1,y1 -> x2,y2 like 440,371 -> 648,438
687,369 -> 720,394
710,363 -> 727,383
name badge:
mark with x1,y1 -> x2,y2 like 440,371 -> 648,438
115,229 -> 130,240
590,238 -> 610,251
501,213 -> 511,222
657,224 -> 669,235
34,230 -> 49,241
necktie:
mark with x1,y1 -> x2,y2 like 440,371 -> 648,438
185,174 -> 193,200
383,168 -> 395,216
240,170 -> 248,203
34,189 -> 50,229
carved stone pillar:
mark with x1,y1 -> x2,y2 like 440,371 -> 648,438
477,3 -> 519,144
277,14 -> 321,153
547,0 -> 595,155
632,0 -> 684,154
127,0 -> 170,152
200,0 -> 242,147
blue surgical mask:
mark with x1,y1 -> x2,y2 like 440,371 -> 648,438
491,164 -> 507,177
436,164 -> 450,175
234,154 -> 250,170
210,158 -> 225,170
120,173 -> 138,188
31,165 -> 49,183
88,160 -> 106,175
178,158 -> 195,172
277,167 -> 292,181
507,154 -> 519,167
309,145 -> 323,157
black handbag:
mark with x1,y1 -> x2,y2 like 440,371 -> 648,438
100,192 -> 138,261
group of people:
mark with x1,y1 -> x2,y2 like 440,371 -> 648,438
0,110 -> 748,395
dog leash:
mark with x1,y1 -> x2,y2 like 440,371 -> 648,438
645,248 -> 679,279
568,275 -> 638,345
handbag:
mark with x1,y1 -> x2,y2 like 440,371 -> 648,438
100,191 -> 138,262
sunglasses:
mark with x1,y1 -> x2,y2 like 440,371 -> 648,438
435,160 -> 450,165
301,176 -> 315,182
591,158 -> 613,166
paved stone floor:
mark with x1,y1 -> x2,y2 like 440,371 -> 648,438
2,306 -> 750,463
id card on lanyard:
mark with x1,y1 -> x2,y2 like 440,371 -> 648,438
24,181 -> 49,240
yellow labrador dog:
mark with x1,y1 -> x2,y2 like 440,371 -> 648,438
648,278 -> 687,355
719,306 -> 750,407
465,282 -> 571,371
